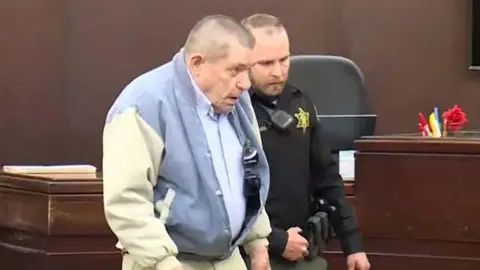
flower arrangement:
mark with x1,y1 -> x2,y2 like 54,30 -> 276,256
442,105 -> 468,136
418,105 -> 467,137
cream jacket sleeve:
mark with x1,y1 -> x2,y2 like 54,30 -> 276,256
241,207 -> 272,255
241,103 -> 273,255
102,107 -> 182,270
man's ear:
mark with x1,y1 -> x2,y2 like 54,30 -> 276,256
188,53 -> 206,74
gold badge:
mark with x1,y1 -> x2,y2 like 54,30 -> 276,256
294,107 -> 310,133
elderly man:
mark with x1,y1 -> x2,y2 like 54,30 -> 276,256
241,14 -> 371,270
102,15 -> 271,270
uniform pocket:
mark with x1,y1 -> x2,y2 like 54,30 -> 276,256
154,188 -> 176,224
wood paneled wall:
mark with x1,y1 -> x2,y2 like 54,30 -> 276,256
1,0 -> 479,166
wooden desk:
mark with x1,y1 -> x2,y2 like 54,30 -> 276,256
0,172 -> 120,270
324,136 -> 480,270
0,171 -> 359,269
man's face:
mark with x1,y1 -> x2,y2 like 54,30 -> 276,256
249,28 -> 290,96
189,40 -> 253,113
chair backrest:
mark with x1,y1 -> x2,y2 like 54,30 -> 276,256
287,55 -> 375,151
288,55 -> 369,115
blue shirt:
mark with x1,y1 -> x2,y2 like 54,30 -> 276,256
188,72 -> 246,240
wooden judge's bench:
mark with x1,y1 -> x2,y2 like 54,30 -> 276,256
324,134 -> 480,269
2,134 -> 480,269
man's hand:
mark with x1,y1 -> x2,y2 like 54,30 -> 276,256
347,252 -> 370,270
281,227 -> 309,261
250,245 -> 270,270
250,246 -> 270,270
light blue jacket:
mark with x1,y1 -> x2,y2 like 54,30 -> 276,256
102,50 -> 271,269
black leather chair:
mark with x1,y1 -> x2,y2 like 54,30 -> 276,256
287,55 -> 376,151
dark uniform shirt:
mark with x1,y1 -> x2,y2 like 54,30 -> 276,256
250,84 -> 364,258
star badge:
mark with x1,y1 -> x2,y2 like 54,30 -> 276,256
294,107 -> 310,133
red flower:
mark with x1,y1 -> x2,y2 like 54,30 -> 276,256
442,105 -> 468,131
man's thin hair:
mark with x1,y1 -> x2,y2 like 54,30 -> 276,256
241,13 -> 285,32
184,15 -> 255,61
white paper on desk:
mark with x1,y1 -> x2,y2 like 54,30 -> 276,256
339,150 -> 355,179
2,164 -> 97,174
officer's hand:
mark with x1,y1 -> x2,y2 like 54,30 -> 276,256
346,252 -> 370,270
281,227 -> 309,261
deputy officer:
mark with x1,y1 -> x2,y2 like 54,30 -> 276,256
241,14 -> 371,270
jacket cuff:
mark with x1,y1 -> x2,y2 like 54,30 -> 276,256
340,230 -> 365,256
266,227 -> 288,256
155,255 -> 182,270
243,238 -> 269,256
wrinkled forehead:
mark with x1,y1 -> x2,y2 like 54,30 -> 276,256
221,41 -> 254,68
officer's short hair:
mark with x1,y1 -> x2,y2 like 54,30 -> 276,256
241,13 -> 285,32
184,15 -> 255,61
